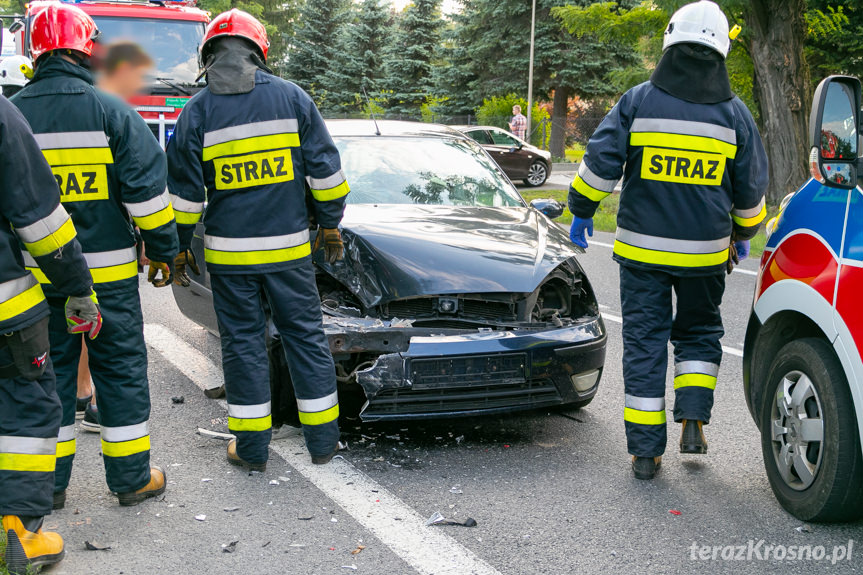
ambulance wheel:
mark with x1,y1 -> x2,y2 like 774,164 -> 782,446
523,161 -> 549,187
760,338 -> 863,522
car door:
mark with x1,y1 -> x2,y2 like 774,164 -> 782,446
488,128 -> 530,178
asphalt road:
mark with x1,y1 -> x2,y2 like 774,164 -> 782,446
49,232 -> 863,575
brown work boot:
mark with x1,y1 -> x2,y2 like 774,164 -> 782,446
2,515 -> 65,575
116,466 -> 167,506
226,439 -> 266,472
680,419 -> 708,454
631,456 -> 663,480
311,443 -> 342,465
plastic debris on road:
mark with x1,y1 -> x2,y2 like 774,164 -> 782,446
450,485 -> 463,494
195,514 -> 207,521
269,480 -> 280,486
197,427 -> 234,440
222,541 -> 239,553
224,506 -> 240,512
84,541 -> 111,551
669,510 -> 681,516
171,396 -> 185,404
201,478 -> 213,483
425,511 -> 478,527
341,565 -> 358,570
351,545 -> 366,555
795,525 -> 813,533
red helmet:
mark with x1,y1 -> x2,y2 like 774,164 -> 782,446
30,2 -> 99,63
201,9 -> 269,62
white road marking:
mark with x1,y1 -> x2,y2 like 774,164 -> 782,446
600,312 -> 744,357
586,240 -> 759,275
144,323 -> 503,575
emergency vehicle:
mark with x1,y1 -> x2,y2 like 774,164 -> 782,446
743,75 -> 863,522
11,0 -> 209,147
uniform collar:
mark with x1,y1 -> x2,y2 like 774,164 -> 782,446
30,55 -> 94,86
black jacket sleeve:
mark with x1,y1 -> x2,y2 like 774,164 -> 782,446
166,102 -> 206,253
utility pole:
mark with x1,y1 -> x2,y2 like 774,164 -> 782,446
526,0 -> 536,139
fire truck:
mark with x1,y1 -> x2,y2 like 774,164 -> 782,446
11,0 -> 209,147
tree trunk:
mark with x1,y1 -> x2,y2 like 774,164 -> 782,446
550,86 -> 571,159
745,0 -> 810,202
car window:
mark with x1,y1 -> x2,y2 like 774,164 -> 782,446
465,129 -> 493,145
489,129 -> 519,147
335,136 -> 524,207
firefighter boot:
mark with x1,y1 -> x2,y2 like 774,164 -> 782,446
680,419 -> 708,454
2,515 -> 65,575
632,456 -> 662,480
227,439 -> 266,472
116,466 -> 167,506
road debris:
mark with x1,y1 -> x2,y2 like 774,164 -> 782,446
669,510 -> 681,516
425,511 -> 478,527
278,475 -> 291,481
84,541 -> 111,551
341,565 -> 358,570
201,478 -> 213,483
262,541 -> 271,548
795,525 -> 813,533
222,541 -> 239,553
223,506 -> 240,512
197,427 -> 234,440
331,517 -> 338,523
449,485 -> 463,494
455,435 -> 464,445
351,545 -> 366,555
298,516 -> 314,521
195,514 -> 207,521
269,480 -> 280,486
171,396 -> 185,404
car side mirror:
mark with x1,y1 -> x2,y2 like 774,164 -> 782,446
8,19 -> 22,34
808,75 -> 862,190
530,198 -> 564,219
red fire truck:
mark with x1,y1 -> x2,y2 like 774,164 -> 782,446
11,0 -> 209,147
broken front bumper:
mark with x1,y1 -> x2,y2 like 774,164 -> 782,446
324,317 -> 606,421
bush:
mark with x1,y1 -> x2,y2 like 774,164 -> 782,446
475,94 -> 550,148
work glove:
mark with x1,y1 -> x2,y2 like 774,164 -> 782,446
570,217 -> 593,249
148,261 -> 173,288
173,249 -> 201,287
65,290 -> 102,340
313,227 -> 344,264
734,240 -> 750,261
727,241 -> 739,275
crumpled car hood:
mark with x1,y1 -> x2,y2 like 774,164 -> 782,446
317,204 -> 581,307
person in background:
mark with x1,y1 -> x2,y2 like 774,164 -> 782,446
508,104 -> 527,140
0,55 -> 32,98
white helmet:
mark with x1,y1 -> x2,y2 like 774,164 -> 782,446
663,1 -> 730,58
0,56 -> 32,88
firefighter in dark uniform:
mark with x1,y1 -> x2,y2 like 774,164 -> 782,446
568,0 -> 767,479
167,10 -> 348,469
0,96 -> 100,574
11,3 -> 177,504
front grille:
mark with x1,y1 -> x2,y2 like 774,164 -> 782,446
381,297 -> 517,321
362,379 -> 561,419
462,299 -> 515,320
411,353 -> 527,389
385,298 -> 436,317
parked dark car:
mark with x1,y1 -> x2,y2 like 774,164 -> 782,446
454,125 -> 552,187
172,120 -> 606,422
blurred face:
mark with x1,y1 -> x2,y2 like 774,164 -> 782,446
100,61 -> 150,101
513,106 -> 521,115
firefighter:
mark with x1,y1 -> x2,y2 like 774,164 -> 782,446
11,3 -> 177,505
167,9 -> 348,469
568,0 -> 767,480
0,55 -> 32,98
0,95 -> 100,574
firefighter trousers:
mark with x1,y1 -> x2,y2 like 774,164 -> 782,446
210,261 -> 339,464
0,346 -> 60,517
49,290 -> 151,494
619,265 -> 725,458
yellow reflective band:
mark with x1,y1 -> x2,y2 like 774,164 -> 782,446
674,373 -> 718,390
42,147 -> 114,166
205,242 -> 311,266
29,261 -> 137,285
311,180 -> 350,202
56,439 -> 76,459
572,176 -> 611,202
613,240 -> 729,268
732,204 -> 767,228
52,165 -> 109,202
0,283 -> 45,322
26,267 -> 48,284
641,147 -> 726,186
228,415 -> 272,432
630,132 -> 737,159
298,404 -> 339,426
101,435 -> 151,458
22,217 -> 77,258
202,133 -> 300,162
0,453 -> 55,472
132,204 -> 175,231
175,210 -> 202,225
624,407 -> 667,426
213,149 -> 294,191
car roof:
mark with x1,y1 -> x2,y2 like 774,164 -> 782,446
452,125 -> 504,132
325,119 -> 467,139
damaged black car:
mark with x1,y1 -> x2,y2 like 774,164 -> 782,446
172,120 -> 607,423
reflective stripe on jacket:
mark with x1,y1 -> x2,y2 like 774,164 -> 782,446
568,81 -> 768,275
167,70 -> 348,275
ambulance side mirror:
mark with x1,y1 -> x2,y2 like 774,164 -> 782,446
808,75 -> 861,190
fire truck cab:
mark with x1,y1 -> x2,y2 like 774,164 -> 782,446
12,0 -> 209,147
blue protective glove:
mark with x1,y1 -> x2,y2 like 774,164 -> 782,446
734,240 -> 750,261
570,217 -> 593,249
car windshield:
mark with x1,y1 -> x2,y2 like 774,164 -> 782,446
91,17 -> 205,85
334,136 -> 524,207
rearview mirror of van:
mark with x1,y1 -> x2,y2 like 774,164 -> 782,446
808,76 -> 861,190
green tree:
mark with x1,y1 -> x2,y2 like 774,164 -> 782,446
384,0 -> 442,117
325,0 -> 393,115
806,2 -> 863,82
284,0 -> 350,109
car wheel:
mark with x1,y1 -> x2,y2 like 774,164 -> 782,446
523,161 -> 548,187
759,338 -> 863,522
